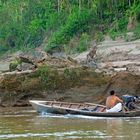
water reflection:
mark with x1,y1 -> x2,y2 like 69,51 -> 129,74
106,119 -> 124,140
106,118 -> 140,140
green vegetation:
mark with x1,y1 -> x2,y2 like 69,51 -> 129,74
0,0 -> 140,55
46,9 -> 96,52
37,65 -> 49,83
133,24 -> 140,40
9,58 -> 21,71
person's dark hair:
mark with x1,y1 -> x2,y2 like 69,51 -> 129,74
110,90 -> 115,95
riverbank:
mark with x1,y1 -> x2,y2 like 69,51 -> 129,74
74,36 -> 140,75
0,37 -> 140,107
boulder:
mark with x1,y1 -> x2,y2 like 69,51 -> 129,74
0,61 -> 10,72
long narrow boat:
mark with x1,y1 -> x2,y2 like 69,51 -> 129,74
29,100 -> 140,117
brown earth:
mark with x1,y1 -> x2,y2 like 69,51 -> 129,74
0,63 -> 140,107
0,37 -> 140,107
0,65 -> 110,107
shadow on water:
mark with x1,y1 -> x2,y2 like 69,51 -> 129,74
0,108 -> 140,140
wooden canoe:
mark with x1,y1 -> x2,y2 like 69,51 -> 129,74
29,100 -> 140,117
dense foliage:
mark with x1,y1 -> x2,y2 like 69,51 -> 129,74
0,0 -> 140,54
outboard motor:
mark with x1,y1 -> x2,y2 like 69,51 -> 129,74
122,95 -> 135,103
121,95 -> 137,110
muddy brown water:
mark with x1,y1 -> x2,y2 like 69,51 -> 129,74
0,107 -> 140,140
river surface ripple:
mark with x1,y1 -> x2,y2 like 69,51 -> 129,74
0,107 -> 140,140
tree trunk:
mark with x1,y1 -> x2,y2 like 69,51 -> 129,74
79,0 -> 81,13
58,0 -> 60,12
128,0 -> 131,6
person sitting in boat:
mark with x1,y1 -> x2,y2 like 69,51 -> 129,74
106,90 -> 123,112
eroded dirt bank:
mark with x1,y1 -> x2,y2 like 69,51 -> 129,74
0,38 -> 140,107
0,66 -> 109,107
0,64 -> 140,107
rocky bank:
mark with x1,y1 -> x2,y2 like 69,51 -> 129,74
0,37 -> 140,107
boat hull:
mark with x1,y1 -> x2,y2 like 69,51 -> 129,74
29,100 -> 140,117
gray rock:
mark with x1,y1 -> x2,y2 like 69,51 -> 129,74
0,61 -> 10,72
17,63 -> 35,71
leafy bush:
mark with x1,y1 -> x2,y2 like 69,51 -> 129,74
94,32 -> 104,42
37,65 -> 49,83
132,24 -> 140,40
75,33 -> 89,53
108,17 -> 128,40
9,58 -> 21,72
46,9 -> 95,52
0,46 -> 9,55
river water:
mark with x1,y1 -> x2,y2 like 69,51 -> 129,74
0,107 -> 140,140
